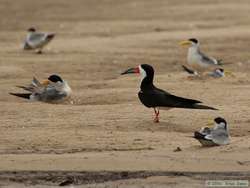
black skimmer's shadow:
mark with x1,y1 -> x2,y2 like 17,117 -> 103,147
135,120 -> 183,132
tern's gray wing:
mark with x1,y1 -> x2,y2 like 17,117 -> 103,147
194,131 -> 217,146
16,77 -> 44,93
23,41 -> 32,50
209,128 -> 229,145
40,83 -> 67,102
208,71 -> 224,78
200,127 -> 212,135
199,51 -> 218,66
26,32 -> 54,48
27,33 -> 46,47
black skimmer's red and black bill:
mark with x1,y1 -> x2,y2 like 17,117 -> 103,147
121,64 -> 217,123
193,117 -> 229,146
23,27 -> 55,54
10,74 -> 72,103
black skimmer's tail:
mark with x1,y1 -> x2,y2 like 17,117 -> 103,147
193,104 -> 218,110
121,64 -> 217,123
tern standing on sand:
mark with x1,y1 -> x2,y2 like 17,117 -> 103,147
180,38 -> 222,75
23,27 -> 55,54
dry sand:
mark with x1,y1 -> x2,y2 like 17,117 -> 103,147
0,0 -> 250,187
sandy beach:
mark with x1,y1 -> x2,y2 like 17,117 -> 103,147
0,0 -> 250,187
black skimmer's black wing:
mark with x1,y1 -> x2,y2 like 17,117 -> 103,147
138,86 -> 217,110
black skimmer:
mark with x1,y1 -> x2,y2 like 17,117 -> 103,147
194,117 -> 229,146
10,74 -> 72,103
121,64 -> 217,123
23,27 -> 55,54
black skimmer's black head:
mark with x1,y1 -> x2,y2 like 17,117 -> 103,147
27,27 -> 36,32
214,117 -> 227,130
121,63 -> 154,79
121,64 -> 155,89
48,74 -> 63,83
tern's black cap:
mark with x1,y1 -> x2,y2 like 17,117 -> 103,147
188,38 -> 198,44
48,74 -> 63,83
214,117 -> 227,124
27,27 -> 36,32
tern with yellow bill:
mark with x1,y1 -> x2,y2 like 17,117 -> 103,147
180,38 -> 222,75
10,75 -> 72,103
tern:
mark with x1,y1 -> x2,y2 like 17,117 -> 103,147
23,27 -> 55,54
180,38 -> 222,75
10,74 -> 72,103
182,65 -> 225,78
121,64 -> 217,123
194,117 -> 230,146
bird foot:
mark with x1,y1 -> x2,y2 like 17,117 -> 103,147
154,118 -> 159,123
36,50 -> 43,54
153,108 -> 160,123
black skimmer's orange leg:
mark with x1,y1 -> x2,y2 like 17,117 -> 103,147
153,108 -> 160,123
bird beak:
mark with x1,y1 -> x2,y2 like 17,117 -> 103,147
121,67 -> 140,75
224,70 -> 233,76
41,80 -> 50,86
206,120 -> 214,126
179,40 -> 192,46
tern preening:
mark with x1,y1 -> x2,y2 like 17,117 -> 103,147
121,64 -> 217,123
23,27 -> 55,54
10,74 -> 72,103
180,38 -> 222,75
194,117 -> 230,146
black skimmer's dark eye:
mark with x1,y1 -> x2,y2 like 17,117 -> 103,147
48,74 -> 63,83
27,27 -> 36,32
121,67 -> 140,75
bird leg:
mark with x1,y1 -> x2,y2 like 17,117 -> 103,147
36,49 -> 43,54
153,108 -> 160,123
